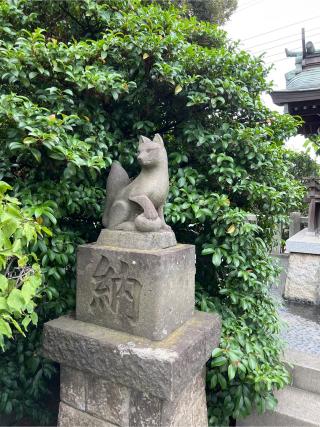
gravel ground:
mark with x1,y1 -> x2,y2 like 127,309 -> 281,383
280,308 -> 320,355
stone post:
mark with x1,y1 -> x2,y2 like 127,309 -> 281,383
42,230 -> 221,427
285,228 -> 320,304
289,211 -> 301,238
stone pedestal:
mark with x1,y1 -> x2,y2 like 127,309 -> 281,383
42,230 -> 221,426
285,229 -> 320,304
76,243 -> 195,341
43,312 -> 220,427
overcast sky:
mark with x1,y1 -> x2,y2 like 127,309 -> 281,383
224,0 -> 320,153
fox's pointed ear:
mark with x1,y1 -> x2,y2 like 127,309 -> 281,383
153,133 -> 164,146
139,135 -> 150,145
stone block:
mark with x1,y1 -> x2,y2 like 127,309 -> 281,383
285,349 -> 320,395
285,252 -> 320,303
86,375 -> 130,426
97,229 -> 177,250
289,211 -> 302,238
58,369 -> 207,427
129,389 -> 162,427
128,371 -> 208,427
286,228 -> 320,254
76,243 -> 195,340
42,311 -> 221,401
161,370 -> 208,427
60,366 -> 86,411
58,402 -> 116,427
58,369 -> 208,427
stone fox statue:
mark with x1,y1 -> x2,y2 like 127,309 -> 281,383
102,134 -> 171,232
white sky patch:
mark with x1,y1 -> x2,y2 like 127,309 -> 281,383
223,0 -> 320,156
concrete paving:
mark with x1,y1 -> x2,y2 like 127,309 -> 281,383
285,349 -> 320,395
237,387 -> 320,427
280,309 -> 320,356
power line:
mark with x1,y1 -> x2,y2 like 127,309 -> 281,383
247,26 -> 320,50
263,50 -> 320,64
265,49 -> 300,60
254,50 -> 296,61
253,39 -> 301,55
251,32 -> 320,56
265,56 -> 295,65
243,15 -> 320,42
263,38 -> 320,59
259,51 -> 295,60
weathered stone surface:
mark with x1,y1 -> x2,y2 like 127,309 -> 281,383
96,229 -> 177,250
86,375 -> 130,425
289,211 -> 302,238
188,375 -> 208,427
161,370 -> 208,427
286,228 -> 320,254
285,252 -> 320,303
129,389 -> 162,427
60,366 -> 86,411
58,368 -> 208,427
42,311 -> 221,401
127,371 -> 207,427
58,402 -> 116,427
76,243 -> 195,340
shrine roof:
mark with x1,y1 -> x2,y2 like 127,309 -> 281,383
270,31 -> 320,106
271,88 -> 320,105
287,67 -> 320,91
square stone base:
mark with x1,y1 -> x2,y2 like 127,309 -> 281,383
76,243 -> 195,340
285,252 -> 320,304
58,369 -> 208,427
42,312 -> 220,400
43,312 -> 220,427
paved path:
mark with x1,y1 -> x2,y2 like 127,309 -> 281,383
280,308 -> 320,355
270,254 -> 320,356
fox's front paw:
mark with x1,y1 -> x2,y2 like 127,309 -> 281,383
161,223 -> 172,231
114,221 -> 136,231
144,207 -> 158,220
135,214 -> 162,232
129,194 -> 158,220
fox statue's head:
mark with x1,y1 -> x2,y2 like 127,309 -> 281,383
137,134 -> 167,168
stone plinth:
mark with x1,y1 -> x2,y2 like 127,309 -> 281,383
285,253 -> 320,304
285,228 -> 320,304
97,229 -> 177,250
286,228 -> 320,254
76,243 -> 195,341
43,224 -> 221,426
57,371 -> 207,427
42,312 -> 221,427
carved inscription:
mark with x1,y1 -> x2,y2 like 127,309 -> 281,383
90,256 -> 142,323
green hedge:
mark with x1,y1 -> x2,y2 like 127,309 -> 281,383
0,0 -> 303,425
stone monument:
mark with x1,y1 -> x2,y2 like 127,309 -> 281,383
285,177 -> 320,304
42,134 -> 221,426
